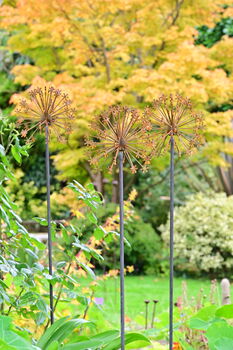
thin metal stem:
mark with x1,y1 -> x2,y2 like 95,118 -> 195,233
169,136 -> 174,350
45,126 -> 54,325
145,301 -> 149,329
151,300 -> 158,328
119,151 -> 125,350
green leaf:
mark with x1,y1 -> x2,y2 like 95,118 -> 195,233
103,333 -> 150,350
30,237 -> 46,250
36,299 -> 48,313
189,305 -> 218,330
25,249 -> 38,260
56,261 -> 67,269
206,322 -> 233,350
18,292 -> 38,307
33,217 -> 48,226
86,183 -> 95,191
46,341 -> 59,350
62,330 -> 119,350
11,145 -> 22,164
0,145 -> 5,156
189,317 -> 225,331
35,312 -> 47,326
37,318 -> 92,350
0,339 -> 17,350
0,316 -> 37,350
93,227 -> 105,240
215,305 -> 233,319
78,262 -> 95,279
87,212 -> 97,224
76,295 -> 89,306
37,317 -> 69,349
215,337 -> 233,350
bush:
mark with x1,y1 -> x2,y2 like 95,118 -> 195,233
103,210 -> 166,275
160,192 -> 233,276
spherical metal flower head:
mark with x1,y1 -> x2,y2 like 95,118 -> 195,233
86,105 -> 152,173
145,94 -> 204,156
16,85 -> 76,143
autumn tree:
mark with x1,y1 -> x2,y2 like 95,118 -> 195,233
1,0 -> 233,196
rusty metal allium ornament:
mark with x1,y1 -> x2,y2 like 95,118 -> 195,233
145,94 -> 204,156
145,94 -> 204,350
87,105 -> 151,350
86,105 -> 152,174
16,86 -> 75,143
16,84 -> 75,326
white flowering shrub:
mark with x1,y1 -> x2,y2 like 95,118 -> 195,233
160,192 -> 233,275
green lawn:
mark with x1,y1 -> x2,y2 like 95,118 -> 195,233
92,276 -> 225,327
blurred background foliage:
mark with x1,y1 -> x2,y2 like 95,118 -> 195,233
1,0 -> 233,277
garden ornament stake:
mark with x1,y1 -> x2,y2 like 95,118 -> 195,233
16,84 -> 75,324
144,94 -> 203,350
144,300 -> 150,330
119,150 -> 125,347
151,299 -> 159,328
87,105 -> 152,349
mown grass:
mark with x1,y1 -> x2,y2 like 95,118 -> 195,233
93,275 -> 226,326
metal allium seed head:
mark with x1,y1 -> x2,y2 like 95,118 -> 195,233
144,94 -> 204,156
16,85 -> 76,143
86,105 -> 152,173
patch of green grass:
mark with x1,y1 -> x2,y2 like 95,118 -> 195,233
93,276 -> 225,326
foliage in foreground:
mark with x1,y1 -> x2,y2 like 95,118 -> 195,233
161,192 -> 233,276
0,315 -> 150,350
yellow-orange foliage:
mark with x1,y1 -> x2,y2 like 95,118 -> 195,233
1,0 -> 233,174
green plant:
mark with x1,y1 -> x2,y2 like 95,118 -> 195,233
196,17 -> 233,48
161,191 -> 233,276
0,315 -> 150,350
186,304 -> 233,350
103,213 -> 164,275
0,120 -> 50,327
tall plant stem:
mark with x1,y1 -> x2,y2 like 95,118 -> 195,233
45,126 -> 54,325
169,136 -> 174,350
119,151 -> 125,350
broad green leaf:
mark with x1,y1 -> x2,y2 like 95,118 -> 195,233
0,316 -> 37,350
38,318 -> 92,350
62,330 -> 119,350
189,317 -> 225,331
189,305 -> 218,330
103,333 -> 150,350
37,317 -> 69,349
215,305 -> 233,319
0,338 -> 17,350
46,341 -> 59,350
215,337 -> 233,350
18,291 -> 38,307
206,322 -> 233,350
